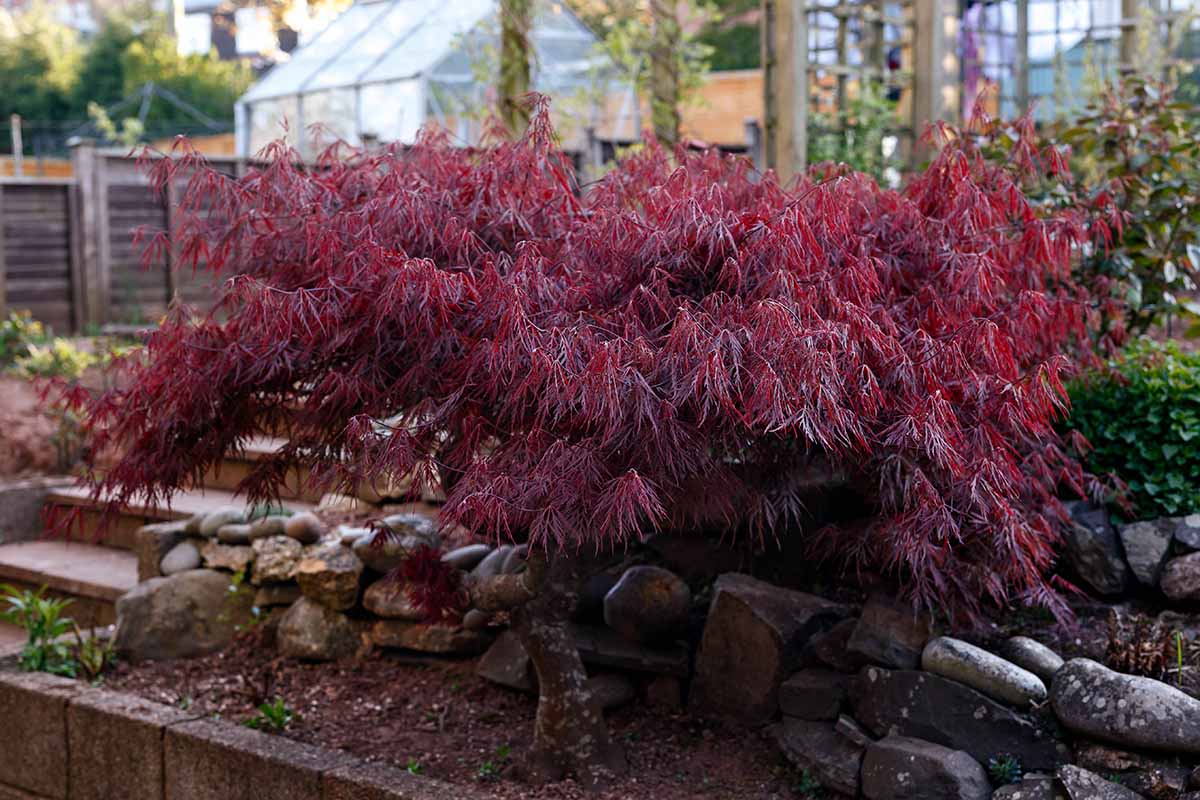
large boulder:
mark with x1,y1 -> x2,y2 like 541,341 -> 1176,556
602,565 -> 691,643
1001,636 -> 1065,684
1050,658 -> 1200,754
772,718 -> 863,797
1057,765 -> 1146,800
1062,501 -> 1129,596
1160,552 -> 1200,601
113,569 -> 253,661
690,573 -> 848,723
846,594 -> 933,669
920,636 -> 1047,706
1118,519 -> 1174,587
860,735 -> 990,800
848,667 -> 1063,770
277,597 -> 362,661
294,543 -> 363,610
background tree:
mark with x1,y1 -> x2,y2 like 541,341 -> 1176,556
648,0 -> 681,146
498,0 -> 533,137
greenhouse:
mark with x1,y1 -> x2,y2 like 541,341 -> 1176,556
234,0 -> 611,157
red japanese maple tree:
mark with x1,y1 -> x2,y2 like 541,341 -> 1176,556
78,102 -> 1103,786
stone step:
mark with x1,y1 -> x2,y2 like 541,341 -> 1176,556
197,436 -> 325,502
44,485 -> 317,551
0,540 -> 137,628
0,621 -> 24,656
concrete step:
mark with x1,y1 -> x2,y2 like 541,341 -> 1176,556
44,485 -> 317,551
0,541 -> 137,628
197,435 -> 325,502
0,621 -> 24,656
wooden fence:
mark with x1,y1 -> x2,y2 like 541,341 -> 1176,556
0,141 -> 244,334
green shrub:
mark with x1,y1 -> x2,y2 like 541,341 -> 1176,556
13,338 -> 95,380
0,584 -> 77,676
1064,340 -> 1200,518
0,311 -> 46,365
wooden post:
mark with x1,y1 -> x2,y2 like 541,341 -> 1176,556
498,0 -> 532,138
649,0 -> 682,148
0,183 -> 7,318
69,138 -> 103,330
9,115 -> 22,178
66,180 -> 85,333
1119,0 -> 1138,75
165,170 -> 179,307
1016,0 -> 1030,113
762,0 -> 809,184
912,0 -> 959,142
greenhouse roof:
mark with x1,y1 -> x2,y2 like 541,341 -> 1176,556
240,0 -> 600,105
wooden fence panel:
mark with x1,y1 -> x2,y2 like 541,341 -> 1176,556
0,180 -> 76,333
104,181 -> 170,325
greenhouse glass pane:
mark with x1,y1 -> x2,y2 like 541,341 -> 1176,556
301,88 -> 359,153
360,79 -> 424,143
305,0 -> 444,91
365,0 -> 492,84
248,97 -> 302,155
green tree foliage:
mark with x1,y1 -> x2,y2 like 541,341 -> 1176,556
0,4 -> 252,148
695,0 -> 758,70
807,82 -> 897,183
1065,341 -> 1200,519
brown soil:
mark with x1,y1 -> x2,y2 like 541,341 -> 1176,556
105,633 -> 803,800
0,376 -> 64,478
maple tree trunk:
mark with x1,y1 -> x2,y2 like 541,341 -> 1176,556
509,551 -> 627,789
649,0 -> 681,148
499,0 -> 532,137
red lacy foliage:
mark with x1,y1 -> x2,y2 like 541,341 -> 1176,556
78,100 -> 1108,622
393,545 -> 467,622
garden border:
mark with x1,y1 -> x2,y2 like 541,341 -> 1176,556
0,660 -> 476,800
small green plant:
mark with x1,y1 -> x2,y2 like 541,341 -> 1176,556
0,585 -> 77,676
1064,340 -> 1200,518
794,768 -> 824,798
987,754 -> 1023,786
0,311 -> 45,365
242,697 -> 298,732
405,758 -> 423,776
72,625 -> 116,682
13,338 -> 95,380
475,744 -> 511,782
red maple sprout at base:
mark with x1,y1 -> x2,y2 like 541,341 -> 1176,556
76,98 -> 1105,786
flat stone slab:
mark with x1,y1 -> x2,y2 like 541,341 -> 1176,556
0,540 -> 136,603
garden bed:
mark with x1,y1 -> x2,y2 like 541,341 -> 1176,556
102,633 -> 799,800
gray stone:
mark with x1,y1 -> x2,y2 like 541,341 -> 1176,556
602,565 -> 691,643
160,541 -> 202,575
779,669 -> 848,720
993,778 -> 1064,800
773,718 -> 863,797
1051,658 -> 1200,754
441,544 -> 491,571
501,544 -> 528,574
198,506 -> 245,538
1001,636 -> 1065,684
1118,519 -> 1174,587
1123,766 -> 1190,799
370,620 -> 491,654
1160,552 -> 1200,601
183,512 -> 205,535
470,545 -> 513,580
216,523 -> 252,545
379,511 -> 438,542
337,525 -> 372,547
921,636 -> 1047,707
691,573 -> 849,723
362,578 -> 424,620
253,584 -> 302,607
847,594 -> 933,669
1173,514 -> 1200,551
284,511 -> 324,545
114,569 -> 254,660
248,515 -> 288,540
462,608 -> 491,630
1057,765 -> 1145,800
295,543 -> 363,610
805,617 -> 869,673
1062,501 -> 1129,596
835,714 -> 873,747
353,531 -> 422,573
849,667 -> 1063,770
587,673 -> 635,711
572,623 -> 690,677
277,597 -> 362,661
200,540 -> 254,574
135,520 -> 190,581
477,630 -> 536,692
861,735 -> 990,800
251,535 -> 304,584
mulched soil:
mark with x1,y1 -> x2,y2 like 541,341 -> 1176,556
104,631 -> 806,800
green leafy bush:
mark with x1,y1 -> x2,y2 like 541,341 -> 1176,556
0,311 -> 46,366
1064,340 -> 1200,518
13,338 -> 95,380
0,584 -> 77,676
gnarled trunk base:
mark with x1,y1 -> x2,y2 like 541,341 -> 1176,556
511,552 -> 626,789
